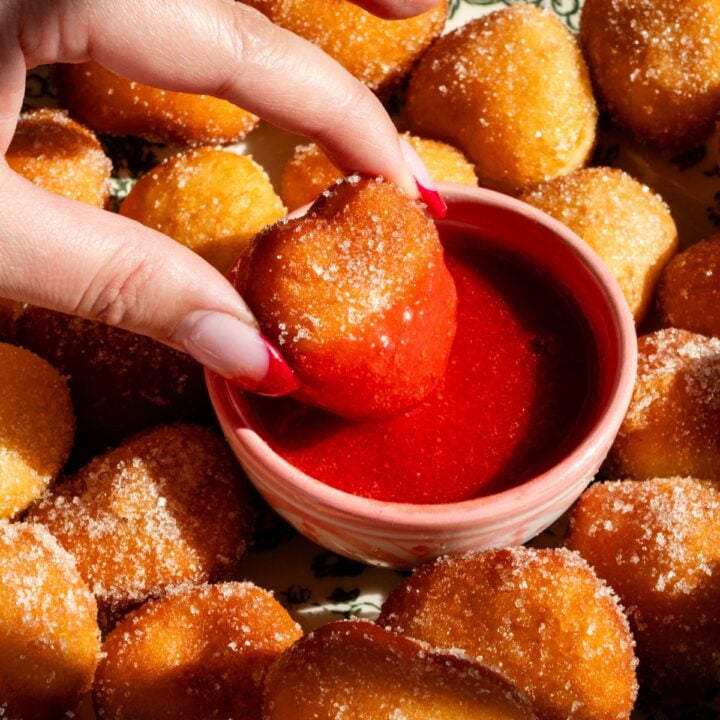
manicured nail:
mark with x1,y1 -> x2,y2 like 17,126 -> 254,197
233,336 -> 301,397
173,310 -> 299,396
399,136 -> 448,220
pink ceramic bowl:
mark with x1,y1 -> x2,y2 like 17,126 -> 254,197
206,183 -> 637,568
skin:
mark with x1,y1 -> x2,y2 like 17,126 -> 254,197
0,0 -> 434,375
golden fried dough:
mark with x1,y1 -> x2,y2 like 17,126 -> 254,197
567,477 -> 720,693
121,147 -> 285,273
0,343 -> 74,519
0,521 -> 100,720
263,620 -> 537,720
657,234 -> 720,336
520,168 -> 678,323
581,0 -> 720,147
280,134 -> 477,211
15,307 -> 208,456
407,5 -> 597,195
56,61 -> 258,145
608,328 -> 720,480
244,0 -> 448,93
94,582 -> 301,720
29,424 -> 255,619
238,177 -> 457,419
380,547 -> 637,720
7,108 -> 111,206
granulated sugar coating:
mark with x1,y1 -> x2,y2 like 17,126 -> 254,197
520,167 -> 677,323
406,5 -> 597,195
263,619 -> 537,720
0,521 -> 101,720
28,424 -> 255,620
6,108 -> 112,207
94,582 -> 301,720
120,147 -> 285,273
56,61 -> 258,146
0,343 -> 74,519
244,0 -> 448,94
581,0 -> 720,148
657,234 -> 720,337
567,477 -> 720,694
15,307 -> 208,456
280,134 -> 477,211
239,177 -> 457,420
608,328 -> 720,480
379,547 -> 638,720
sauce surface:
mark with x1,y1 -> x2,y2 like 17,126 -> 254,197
247,229 -> 596,504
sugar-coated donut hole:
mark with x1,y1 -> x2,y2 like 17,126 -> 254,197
581,0 -> 720,148
406,5 -> 598,195
7,108 -> 112,207
244,0 -> 448,93
657,234 -> 720,337
379,547 -> 638,720
0,522 -> 101,720
280,134 -> 477,212
608,328 -> 720,481
15,307 -> 209,458
93,582 -> 301,720
56,61 -> 258,145
0,343 -> 74,519
567,477 -> 720,693
28,424 -> 255,621
520,167 -> 678,324
262,619 -> 537,719
238,177 -> 457,420
120,147 -> 286,274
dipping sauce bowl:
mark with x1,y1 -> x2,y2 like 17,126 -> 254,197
207,183 -> 637,568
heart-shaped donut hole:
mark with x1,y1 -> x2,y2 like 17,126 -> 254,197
238,177 -> 457,420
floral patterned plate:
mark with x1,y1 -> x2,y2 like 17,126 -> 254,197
22,1 -> 720,718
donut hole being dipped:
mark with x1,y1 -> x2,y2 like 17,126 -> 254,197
236,177 -> 457,420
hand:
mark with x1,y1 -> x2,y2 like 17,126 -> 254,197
0,0 -> 439,394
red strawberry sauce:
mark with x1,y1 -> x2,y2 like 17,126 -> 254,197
246,228 -> 596,504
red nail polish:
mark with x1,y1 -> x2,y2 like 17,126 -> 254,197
417,180 -> 448,220
230,336 -> 301,397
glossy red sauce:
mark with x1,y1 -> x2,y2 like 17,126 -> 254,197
246,229 -> 597,504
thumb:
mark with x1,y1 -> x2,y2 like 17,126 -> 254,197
0,166 -> 297,396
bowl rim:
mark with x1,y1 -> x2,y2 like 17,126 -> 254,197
207,182 -> 638,530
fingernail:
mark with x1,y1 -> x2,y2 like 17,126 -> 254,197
399,136 -> 448,220
234,336 -> 301,397
173,310 -> 300,396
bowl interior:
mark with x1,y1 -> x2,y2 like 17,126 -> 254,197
444,187 -> 624,424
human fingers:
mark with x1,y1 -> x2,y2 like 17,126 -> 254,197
0,165 -> 298,395
8,0 -> 418,194
349,0 -> 443,20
